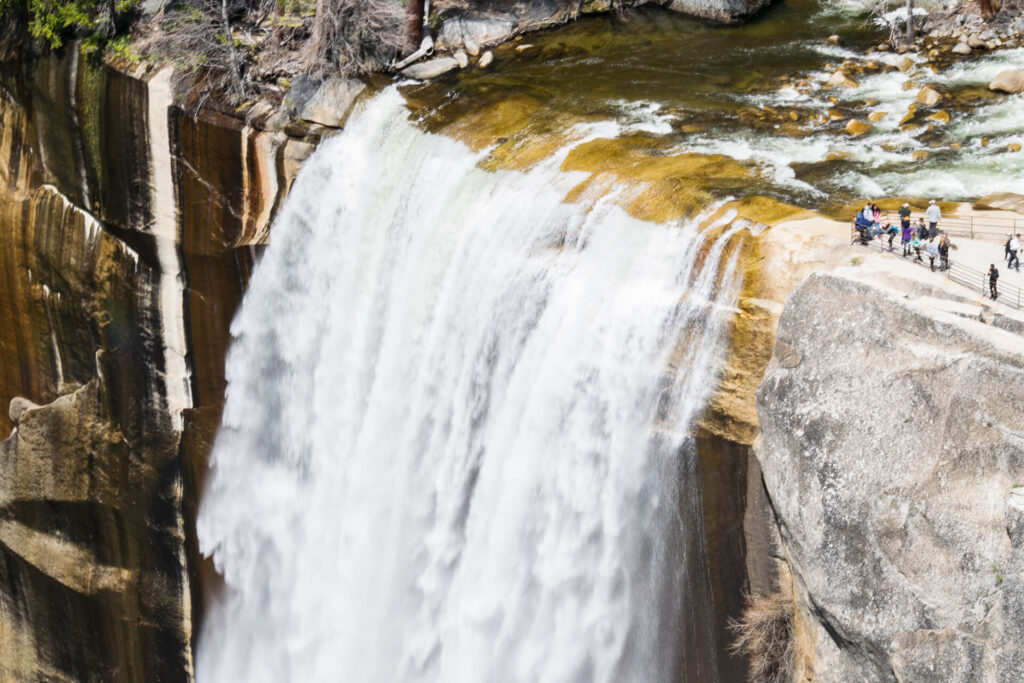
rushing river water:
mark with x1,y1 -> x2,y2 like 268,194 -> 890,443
406,0 -> 1024,211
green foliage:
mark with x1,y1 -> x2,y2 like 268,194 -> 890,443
0,0 -> 139,50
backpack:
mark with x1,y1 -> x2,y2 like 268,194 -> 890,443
991,268 -> 999,280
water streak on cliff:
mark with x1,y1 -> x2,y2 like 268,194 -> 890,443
197,89 -> 746,682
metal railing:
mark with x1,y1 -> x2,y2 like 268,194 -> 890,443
850,225 -> 1023,310
878,211 -> 1022,242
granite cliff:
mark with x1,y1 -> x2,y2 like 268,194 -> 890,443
755,271 -> 1024,681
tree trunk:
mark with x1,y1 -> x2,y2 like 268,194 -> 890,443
905,0 -> 914,45
403,0 -> 425,56
220,0 -> 242,95
272,0 -> 282,48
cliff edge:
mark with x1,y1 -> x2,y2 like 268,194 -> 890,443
755,271 -> 1024,681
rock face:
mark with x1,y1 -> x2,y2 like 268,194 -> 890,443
0,382 -> 189,681
756,273 -> 1024,681
0,50 -> 314,680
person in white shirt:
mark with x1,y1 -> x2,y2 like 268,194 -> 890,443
1009,233 -> 1021,271
925,200 -> 941,237
925,237 -> 940,271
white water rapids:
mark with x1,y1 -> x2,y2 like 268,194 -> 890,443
197,89 -> 746,683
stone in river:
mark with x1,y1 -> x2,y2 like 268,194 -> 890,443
844,119 -> 873,136
477,51 -> 494,68
927,110 -> 950,124
989,70 -> 1024,94
952,42 -> 972,54
828,71 -> 859,88
867,111 -> 887,122
402,56 -> 460,80
916,85 -> 943,106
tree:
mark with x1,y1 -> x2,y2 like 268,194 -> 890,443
305,0 -> 404,74
0,0 -> 138,49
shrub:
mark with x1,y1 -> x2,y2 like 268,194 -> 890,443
730,587 -> 797,682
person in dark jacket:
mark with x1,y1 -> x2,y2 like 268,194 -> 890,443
989,264 -> 999,299
937,234 -> 950,270
916,218 -> 929,240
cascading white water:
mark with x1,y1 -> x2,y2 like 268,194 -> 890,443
197,88 -> 746,683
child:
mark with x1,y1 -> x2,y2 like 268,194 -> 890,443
911,234 -> 923,261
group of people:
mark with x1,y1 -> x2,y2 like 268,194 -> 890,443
854,200 -> 949,272
990,232 -> 1021,300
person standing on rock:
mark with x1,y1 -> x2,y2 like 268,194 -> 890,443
916,217 -> 929,241
938,234 -> 950,271
925,237 -> 940,271
911,233 -> 923,261
1009,233 -> 1021,271
902,220 -> 914,257
899,202 -> 912,232
1005,233 -> 1013,263
989,264 -> 999,299
926,200 -> 941,237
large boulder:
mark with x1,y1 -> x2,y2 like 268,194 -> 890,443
435,14 -> 518,51
289,76 -> 366,128
661,0 -> 772,22
756,273 -> 1024,681
989,69 -> 1024,94
401,56 -> 461,81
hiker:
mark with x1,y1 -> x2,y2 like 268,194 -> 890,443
916,218 -> 929,241
873,204 -> 883,225
854,212 -> 873,244
1009,233 -> 1021,271
911,233 -> 923,261
898,202 -> 912,232
901,220 -> 914,256
926,200 -> 941,236
938,234 -> 950,271
886,220 -> 898,250
861,204 -> 874,225
989,264 -> 999,299
925,237 -> 940,271
1006,234 -> 1014,263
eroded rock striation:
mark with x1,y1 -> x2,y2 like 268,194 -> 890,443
0,50 -> 319,680
756,272 -> 1024,681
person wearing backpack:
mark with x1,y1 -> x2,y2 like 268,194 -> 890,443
989,264 -> 999,299
898,202 -> 912,232
916,218 -> 929,240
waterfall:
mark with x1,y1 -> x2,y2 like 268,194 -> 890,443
197,88 -> 745,683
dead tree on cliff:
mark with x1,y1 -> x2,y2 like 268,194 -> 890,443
145,0 -> 258,102
305,0 -> 404,75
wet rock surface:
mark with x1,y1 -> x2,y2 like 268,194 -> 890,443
757,272 -> 1024,681
0,50 -> 303,681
